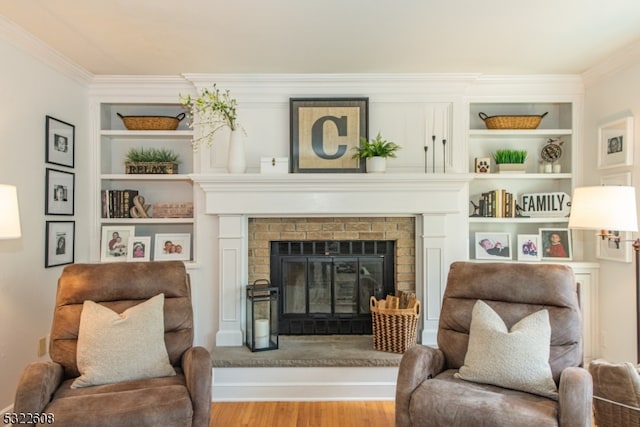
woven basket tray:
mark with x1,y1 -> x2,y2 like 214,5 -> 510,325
370,296 -> 420,353
479,112 -> 548,129
117,112 -> 186,130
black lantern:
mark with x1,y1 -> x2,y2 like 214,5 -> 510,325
246,279 -> 279,352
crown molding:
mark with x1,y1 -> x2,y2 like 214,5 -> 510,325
0,14 -> 93,86
582,39 -> 640,87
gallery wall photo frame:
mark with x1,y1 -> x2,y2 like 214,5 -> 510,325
597,172 -> 633,262
128,236 -> 151,262
101,225 -> 135,262
154,233 -> 191,261
45,168 -> 74,215
540,228 -> 573,261
598,116 -> 633,169
45,221 -> 75,268
475,232 -> 512,260
45,115 -> 75,168
290,97 -> 368,173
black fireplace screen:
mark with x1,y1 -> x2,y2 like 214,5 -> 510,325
270,241 -> 395,334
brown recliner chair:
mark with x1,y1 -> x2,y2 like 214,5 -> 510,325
13,261 -> 211,427
396,261 -> 592,427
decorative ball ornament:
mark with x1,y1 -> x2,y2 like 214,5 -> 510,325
540,138 -> 563,163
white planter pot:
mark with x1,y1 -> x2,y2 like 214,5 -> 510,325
227,129 -> 247,173
366,157 -> 386,173
496,163 -> 525,173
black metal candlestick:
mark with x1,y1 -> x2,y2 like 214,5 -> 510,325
424,146 -> 428,173
442,139 -> 447,173
432,135 -> 436,173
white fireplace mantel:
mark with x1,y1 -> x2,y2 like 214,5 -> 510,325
191,173 -> 472,346
191,173 -> 472,216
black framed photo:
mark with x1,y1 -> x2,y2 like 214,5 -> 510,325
45,221 -> 75,268
290,98 -> 368,173
46,115 -> 75,168
45,168 -> 74,215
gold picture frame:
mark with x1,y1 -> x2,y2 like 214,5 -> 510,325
290,98 -> 368,173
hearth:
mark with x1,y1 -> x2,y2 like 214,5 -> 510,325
271,240 -> 395,335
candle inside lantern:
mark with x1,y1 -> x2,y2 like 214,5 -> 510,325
254,318 -> 270,349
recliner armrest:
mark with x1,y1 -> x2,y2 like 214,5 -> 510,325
13,361 -> 64,413
558,366 -> 593,427
395,345 -> 446,427
182,346 -> 212,427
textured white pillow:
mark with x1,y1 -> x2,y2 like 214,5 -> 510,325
71,293 -> 175,389
455,300 -> 558,399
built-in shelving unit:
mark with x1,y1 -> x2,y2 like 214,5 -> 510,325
467,102 -> 575,260
96,102 -> 196,262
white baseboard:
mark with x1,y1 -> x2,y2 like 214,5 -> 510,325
212,366 -> 398,402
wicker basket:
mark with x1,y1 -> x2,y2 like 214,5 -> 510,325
593,396 -> 640,427
117,112 -> 186,130
479,112 -> 548,129
370,296 -> 420,353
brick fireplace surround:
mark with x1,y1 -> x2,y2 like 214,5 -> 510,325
192,173 -> 470,347
248,216 -> 416,294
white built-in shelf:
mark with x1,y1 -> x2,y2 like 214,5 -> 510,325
100,174 -> 192,181
469,217 -> 569,224
99,217 -> 194,224
468,129 -> 573,137
472,173 -> 572,180
100,130 -> 193,138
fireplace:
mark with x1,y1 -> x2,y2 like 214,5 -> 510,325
271,240 -> 395,335
191,173 -> 470,347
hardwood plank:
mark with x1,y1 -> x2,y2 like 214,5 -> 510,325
210,401 -> 395,427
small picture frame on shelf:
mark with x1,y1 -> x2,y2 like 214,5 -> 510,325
101,225 -> 135,262
540,228 -> 572,261
127,236 -> 151,262
45,221 -> 75,268
517,234 -> 541,261
597,116 -> 634,169
597,172 -> 633,263
154,233 -> 191,261
45,115 -> 75,168
45,168 -> 75,215
475,232 -> 511,260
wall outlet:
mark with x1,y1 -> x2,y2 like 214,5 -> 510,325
37,336 -> 47,357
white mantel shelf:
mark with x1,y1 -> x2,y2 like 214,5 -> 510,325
190,173 -> 472,216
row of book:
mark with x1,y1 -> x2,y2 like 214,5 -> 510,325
101,189 -> 139,218
472,189 -> 517,218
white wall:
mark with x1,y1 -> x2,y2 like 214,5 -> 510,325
584,56 -> 640,362
0,35 -> 89,406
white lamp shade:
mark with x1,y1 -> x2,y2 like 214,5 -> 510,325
0,184 -> 21,239
568,186 -> 638,232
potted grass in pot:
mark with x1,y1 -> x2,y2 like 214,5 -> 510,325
492,149 -> 527,173
351,132 -> 401,173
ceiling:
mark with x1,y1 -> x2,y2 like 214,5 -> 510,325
1,0 -> 640,76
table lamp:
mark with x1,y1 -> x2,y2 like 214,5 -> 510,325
0,184 -> 21,239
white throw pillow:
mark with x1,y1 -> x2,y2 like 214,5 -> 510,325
71,293 -> 176,389
455,300 -> 558,399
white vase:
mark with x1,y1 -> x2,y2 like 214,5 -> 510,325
227,129 -> 247,173
366,157 -> 386,173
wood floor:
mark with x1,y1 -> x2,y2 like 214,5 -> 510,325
210,401 -> 395,427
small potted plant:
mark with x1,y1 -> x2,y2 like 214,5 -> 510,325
351,132 -> 401,173
180,84 -> 246,173
492,149 -> 527,173
125,147 -> 181,174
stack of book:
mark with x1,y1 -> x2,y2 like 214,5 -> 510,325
475,189 -> 516,218
101,189 -> 139,218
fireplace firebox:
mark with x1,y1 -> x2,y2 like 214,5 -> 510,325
270,240 -> 395,335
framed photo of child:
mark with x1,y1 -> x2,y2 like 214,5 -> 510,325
100,226 -> 135,262
154,233 -> 191,261
475,232 -> 511,260
127,236 -> 151,262
517,234 -> 541,261
540,228 -> 572,261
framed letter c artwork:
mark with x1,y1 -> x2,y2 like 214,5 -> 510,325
290,98 -> 368,173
